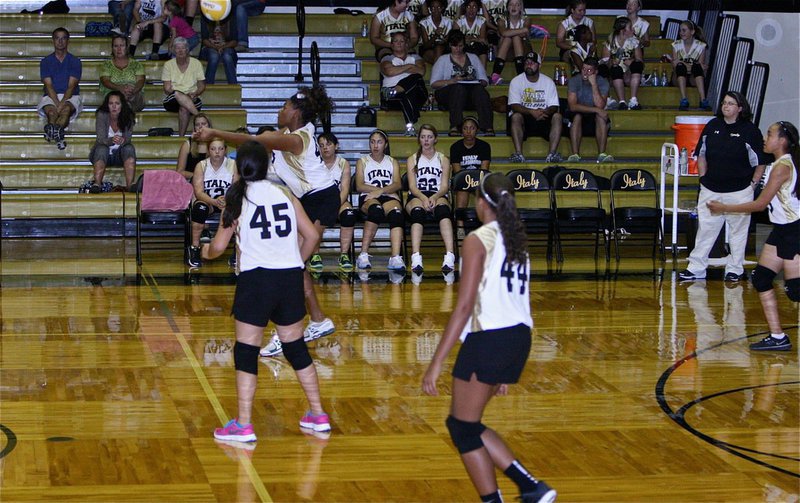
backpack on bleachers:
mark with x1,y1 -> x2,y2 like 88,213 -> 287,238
356,105 -> 376,128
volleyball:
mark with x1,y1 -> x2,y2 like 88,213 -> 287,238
200,0 -> 231,22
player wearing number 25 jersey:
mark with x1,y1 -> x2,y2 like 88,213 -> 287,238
422,172 -> 556,503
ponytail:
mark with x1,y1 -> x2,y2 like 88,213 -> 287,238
479,172 -> 527,265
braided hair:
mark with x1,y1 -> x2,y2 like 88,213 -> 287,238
478,172 -> 527,264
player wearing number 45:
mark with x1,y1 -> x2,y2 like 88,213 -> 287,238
202,140 -> 332,443
187,137 -> 237,268
422,172 -> 556,503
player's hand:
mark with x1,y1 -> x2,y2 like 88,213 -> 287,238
422,362 -> 442,396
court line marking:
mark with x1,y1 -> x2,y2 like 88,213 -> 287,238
655,328 -> 800,478
141,271 -> 273,502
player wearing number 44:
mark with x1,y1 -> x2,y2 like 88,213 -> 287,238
422,172 -> 557,503
187,137 -> 238,268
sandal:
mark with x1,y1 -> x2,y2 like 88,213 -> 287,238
449,127 -> 460,137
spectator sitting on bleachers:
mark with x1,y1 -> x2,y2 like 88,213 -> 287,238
418,0 -> 452,64
567,24 -> 595,75
229,0 -> 268,53
488,0 -> 529,86
381,31 -> 428,137
456,0 -> 489,67
625,0 -> 650,48
200,15 -> 238,84
556,0 -> 596,64
165,1 -> 199,54
442,0 -> 464,22
565,56 -> 613,163
672,19 -> 711,111
315,132 -> 356,273
355,129 -> 406,272
88,91 -> 137,193
480,0 -> 507,50
162,37 -> 206,136
129,0 -> 165,61
38,27 -> 82,151
600,16 -> 643,110
431,30 -> 493,137
507,51 -> 563,164
109,0 -> 135,36
186,137 -> 238,268
100,34 -> 145,112
176,113 -> 212,180
371,0 -> 419,62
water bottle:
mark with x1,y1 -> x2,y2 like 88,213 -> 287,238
560,66 -> 568,86
487,45 -> 495,62
679,147 -> 688,175
660,68 -> 668,87
554,65 -> 560,84
361,19 -> 369,38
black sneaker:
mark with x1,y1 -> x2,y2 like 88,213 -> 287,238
88,183 -> 102,194
520,481 -> 557,503
724,272 -> 746,282
678,269 -> 705,281
200,229 -> 212,243
750,335 -> 792,351
187,246 -> 202,268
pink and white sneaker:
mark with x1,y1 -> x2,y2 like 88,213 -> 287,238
214,419 -> 257,442
490,73 -> 503,85
299,411 -> 332,432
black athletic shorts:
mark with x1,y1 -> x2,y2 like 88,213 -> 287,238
766,220 -> 800,260
301,184 -> 339,227
507,113 -> 555,141
163,92 -> 202,113
232,267 -> 306,327
452,323 -> 532,385
407,190 -> 449,205
358,193 -> 400,209
565,111 -> 611,138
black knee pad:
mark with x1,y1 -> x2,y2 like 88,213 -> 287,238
387,208 -> 404,229
191,201 -> 211,224
445,415 -> 486,454
282,337 -> 313,371
675,63 -> 688,78
598,64 -> 610,79
610,65 -> 624,80
339,207 -> 357,227
691,62 -> 704,78
630,60 -> 644,74
366,204 -> 385,224
751,265 -> 777,293
784,278 -> 800,302
513,56 -> 524,75
434,204 -> 452,222
409,206 -> 427,224
233,341 -> 260,376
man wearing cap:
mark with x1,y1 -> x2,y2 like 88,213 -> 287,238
565,56 -> 613,163
507,51 -> 563,164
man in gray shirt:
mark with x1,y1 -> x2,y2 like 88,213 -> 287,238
566,57 -> 613,163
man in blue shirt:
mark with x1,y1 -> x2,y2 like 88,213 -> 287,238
37,27 -> 82,150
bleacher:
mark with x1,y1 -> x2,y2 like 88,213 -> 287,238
0,8 -> 708,239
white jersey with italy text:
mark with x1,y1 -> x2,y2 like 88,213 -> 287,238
198,157 -> 235,200
411,151 -> 446,193
361,154 -> 400,200
376,8 -> 415,43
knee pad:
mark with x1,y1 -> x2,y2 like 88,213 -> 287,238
751,265 -> 777,293
513,56 -> 524,75
387,208 -> 404,229
445,415 -> 486,454
233,341 -> 260,376
784,278 -> 800,302
366,204 -> 385,224
691,63 -> 705,78
339,207 -> 357,228
675,63 -> 688,78
409,206 -> 427,224
282,337 -> 313,371
630,60 -> 644,74
610,65 -> 624,81
191,201 -> 210,224
434,204 -> 452,222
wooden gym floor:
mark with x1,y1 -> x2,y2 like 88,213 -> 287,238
0,238 -> 797,502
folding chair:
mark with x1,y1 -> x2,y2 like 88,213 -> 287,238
506,169 -> 559,261
609,168 -> 665,261
451,169 -> 489,249
551,168 -> 608,262
135,170 -> 193,265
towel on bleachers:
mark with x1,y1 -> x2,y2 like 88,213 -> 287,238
141,170 -> 193,211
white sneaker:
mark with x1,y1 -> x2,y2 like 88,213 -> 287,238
411,271 -> 423,285
304,318 -> 335,342
259,331 -> 282,357
605,98 -> 618,110
356,252 -> 372,269
411,252 -> 423,273
443,271 -> 455,285
441,252 -> 455,272
388,255 -> 406,271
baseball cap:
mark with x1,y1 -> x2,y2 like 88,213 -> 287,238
524,51 -> 542,64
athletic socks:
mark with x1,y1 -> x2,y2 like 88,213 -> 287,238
504,459 -> 538,493
514,56 -> 525,74
480,490 -> 503,502
492,58 -> 505,76
129,44 -> 137,56
152,42 -> 162,54
771,333 -> 788,341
